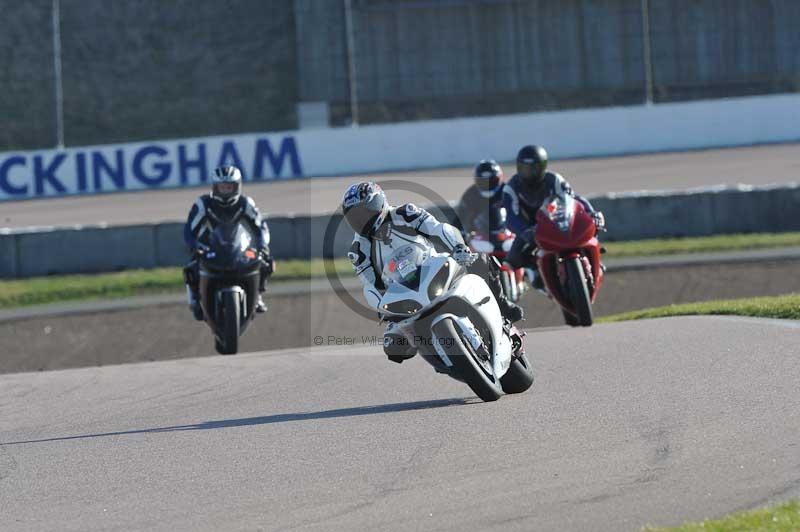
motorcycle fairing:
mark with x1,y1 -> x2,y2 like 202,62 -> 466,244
380,255 -> 514,381
534,194 -> 605,309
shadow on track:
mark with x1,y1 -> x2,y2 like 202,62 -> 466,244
2,397 -> 474,446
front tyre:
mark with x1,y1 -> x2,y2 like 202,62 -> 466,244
500,352 -> 534,394
562,308 -> 579,327
565,257 -> 593,326
215,290 -> 241,355
432,318 -> 502,402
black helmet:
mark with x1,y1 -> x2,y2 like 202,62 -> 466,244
473,159 -> 504,198
342,181 -> 389,237
516,145 -> 548,187
211,166 -> 242,205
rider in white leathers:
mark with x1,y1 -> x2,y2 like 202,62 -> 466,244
342,181 -> 524,363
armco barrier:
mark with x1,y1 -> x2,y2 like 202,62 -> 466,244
0,184 -> 798,278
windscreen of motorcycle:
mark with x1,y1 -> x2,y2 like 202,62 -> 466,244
383,242 -> 430,290
206,223 -> 254,266
540,194 -> 576,233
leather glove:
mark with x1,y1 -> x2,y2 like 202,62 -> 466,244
193,243 -> 210,256
452,243 -> 478,267
592,211 -> 606,232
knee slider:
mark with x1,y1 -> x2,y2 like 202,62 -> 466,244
384,333 -> 415,361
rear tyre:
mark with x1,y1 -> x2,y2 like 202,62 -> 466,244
509,270 -> 521,302
500,352 -> 534,394
214,337 -> 225,354
432,318 -> 502,402
566,257 -> 593,326
215,290 -> 241,355
500,270 -> 513,302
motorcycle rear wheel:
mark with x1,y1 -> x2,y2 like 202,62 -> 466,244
215,290 -> 241,355
566,257 -> 593,327
501,270 -> 519,302
500,352 -> 534,394
432,318 -> 502,402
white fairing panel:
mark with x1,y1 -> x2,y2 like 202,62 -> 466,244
378,251 -> 513,379
438,273 -> 513,377
378,255 -> 450,315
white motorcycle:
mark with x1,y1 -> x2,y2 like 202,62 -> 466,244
379,239 -> 534,402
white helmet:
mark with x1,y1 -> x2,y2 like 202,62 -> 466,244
211,166 -> 242,205
342,181 -> 389,237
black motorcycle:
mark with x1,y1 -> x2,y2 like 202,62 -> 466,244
196,220 -> 262,355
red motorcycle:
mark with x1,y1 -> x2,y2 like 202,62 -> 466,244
534,193 -> 604,326
466,207 -> 526,302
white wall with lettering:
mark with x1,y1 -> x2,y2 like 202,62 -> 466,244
2,92 -> 798,201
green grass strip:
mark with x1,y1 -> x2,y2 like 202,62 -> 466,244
605,232 -> 800,258
644,500 -> 800,531
0,258 -> 354,310
599,294 -> 800,323
2,231 -> 800,311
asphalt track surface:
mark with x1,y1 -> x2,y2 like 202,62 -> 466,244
1,316 -> 799,532
3,258 -> 800,374
2,142 -> 799,229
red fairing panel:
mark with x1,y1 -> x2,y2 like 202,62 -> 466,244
534,199 -> 604,312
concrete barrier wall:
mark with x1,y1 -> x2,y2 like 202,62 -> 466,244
0,232 -> 17,278
3,93 -> 800,202
593,184 -> 800,241
1,184 -> 798,278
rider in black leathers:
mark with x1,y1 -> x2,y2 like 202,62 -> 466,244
183,166 -> 274,320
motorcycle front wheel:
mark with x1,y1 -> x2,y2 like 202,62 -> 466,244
431,318 -> 502,402
565,257 -> 593,326
562,309 -> 579,327
215,290 -> 241,355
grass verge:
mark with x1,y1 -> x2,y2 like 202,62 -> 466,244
0,258 -> 353,309
644,500 -> 800,531
598,293 -> 800,323
2,231 -> 800,310
605,231 -> 800,257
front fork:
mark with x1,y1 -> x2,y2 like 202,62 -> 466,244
540,251 -> 595,296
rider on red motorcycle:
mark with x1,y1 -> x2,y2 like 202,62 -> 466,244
503,145 -> 605,289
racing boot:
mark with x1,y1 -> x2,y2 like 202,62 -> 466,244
486,270 -> 523,323
186,285 -> 203,321
256,293 -> 268,313
498,294 -> 524,324
256,256 -> 272,314
256,267 -> 269,313
474,255 -> 524,323
526,267 -> 547,295
486,265 -> 524,323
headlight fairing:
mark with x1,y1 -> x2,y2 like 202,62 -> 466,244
383,299 -> 423,315
427,261 -> 451,300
